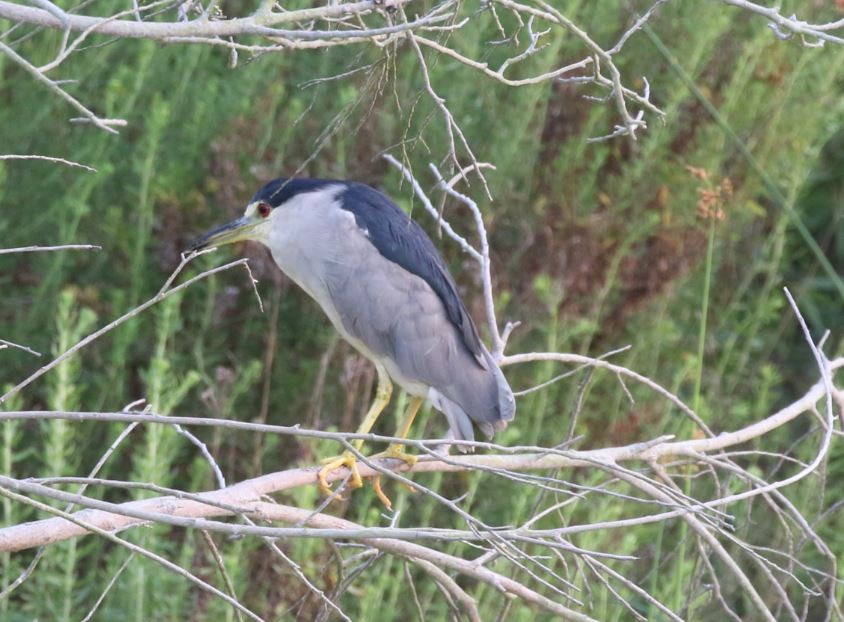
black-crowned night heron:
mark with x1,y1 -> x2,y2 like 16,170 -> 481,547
190,177 -> 516,505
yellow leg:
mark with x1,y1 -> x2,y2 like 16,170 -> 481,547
378,396 -> 423,460
349,364 -> 393,452
317,364 -> 392,497
372,397 -> 424,509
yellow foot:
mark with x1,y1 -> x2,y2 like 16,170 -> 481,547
318,451 -> 363,497
370,445 -> 418,510
372,444 -> 419,467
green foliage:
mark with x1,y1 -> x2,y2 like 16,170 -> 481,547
1,0 -> 842,619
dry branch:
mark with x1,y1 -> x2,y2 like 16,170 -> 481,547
0,154 -> 96,171
0,244 -> 100,254
0,0 -> 412,39
0,0 -> 669,147
0,361 -> 840,554
721,0 -> 844,46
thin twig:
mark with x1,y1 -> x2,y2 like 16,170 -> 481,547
0,244 -> 101,254
0,154 -> 96,171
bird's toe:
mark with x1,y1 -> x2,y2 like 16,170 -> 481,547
317,451 -> 363,497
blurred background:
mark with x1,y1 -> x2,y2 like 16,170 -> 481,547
1,0 -> 843,619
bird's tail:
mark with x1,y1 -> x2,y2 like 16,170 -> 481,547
429,349 -> 516,451
487,349 -> 516,425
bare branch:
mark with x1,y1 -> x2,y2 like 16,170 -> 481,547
0,0 -> 415,40
721,0 -> 844,46
0,244 -> 101,254
0,360 -> 839,553
0,254 -> 250,405
0,486 -> 264,621
0,154 -> 96,171
0,41 -> 124,132
0,339 -> 41,357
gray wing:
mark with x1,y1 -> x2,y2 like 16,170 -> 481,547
339,183 -> 488,369
324,243 -> 514,438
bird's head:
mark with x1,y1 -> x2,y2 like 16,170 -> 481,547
188,177 -> 332,252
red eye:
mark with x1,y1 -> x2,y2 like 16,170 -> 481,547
257,202 -> 271,218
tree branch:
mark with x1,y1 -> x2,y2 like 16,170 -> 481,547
0,363 -> 839,554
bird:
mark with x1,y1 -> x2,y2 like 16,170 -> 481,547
190,177 -> 516,506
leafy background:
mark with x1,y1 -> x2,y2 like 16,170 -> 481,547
1,0 -> 843,619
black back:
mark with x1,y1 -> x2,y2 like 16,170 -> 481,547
252,177 -> 486,366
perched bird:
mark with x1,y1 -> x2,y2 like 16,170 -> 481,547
190,177 -> 515,505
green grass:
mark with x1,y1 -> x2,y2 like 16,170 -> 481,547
1,1 -> 842,619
